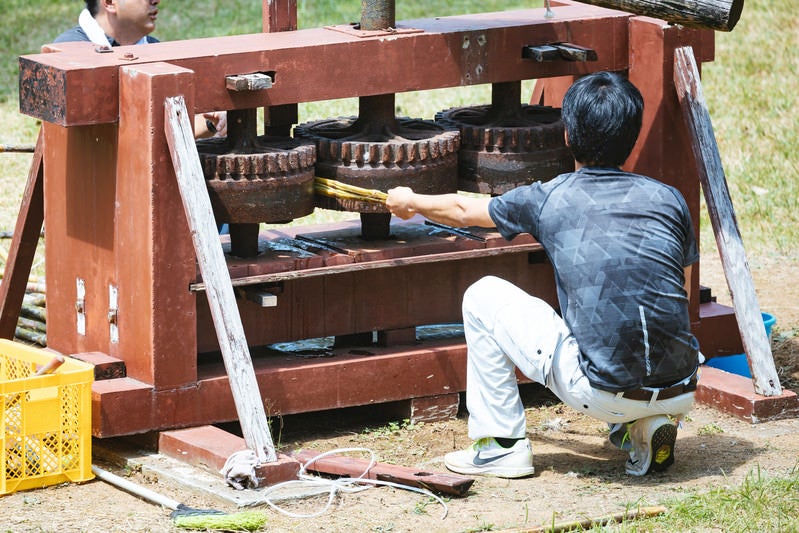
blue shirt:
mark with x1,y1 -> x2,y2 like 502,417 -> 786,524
489,167 -> 700,392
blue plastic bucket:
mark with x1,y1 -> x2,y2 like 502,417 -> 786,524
704,312 -> 776,378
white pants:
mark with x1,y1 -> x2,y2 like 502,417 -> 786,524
462,276 -> 695,440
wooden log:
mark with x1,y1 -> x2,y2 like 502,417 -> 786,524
20,302 -> 46,322
163,95 -> 277,463
292,449 -> 475,497
673,46 -> 781,397
0,129 -> 44,339
15,326 -> 46,346
17,316 -> 46,334
23,292 -> 46,307
570,0 -> 743,31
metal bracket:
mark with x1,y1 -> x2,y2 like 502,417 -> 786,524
108,284 -> 119,344
76,278 -> 86,336
225,72 -> 274,92
522,42 -> 598,62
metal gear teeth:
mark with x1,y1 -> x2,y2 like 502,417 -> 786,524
199,142 -> 316,182
296,119 -> 460,168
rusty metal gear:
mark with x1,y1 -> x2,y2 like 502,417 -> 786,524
294,116 -> 460,214
436,101 -> 574,195
196,132 -> 316,225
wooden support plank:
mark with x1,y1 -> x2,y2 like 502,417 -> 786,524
189,242 -> 542,291
292,449 -> 474,497
673,46 -> 781,397
0,128 -> 44,339
163,95 -> 277,462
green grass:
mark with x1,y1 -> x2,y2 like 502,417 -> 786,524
657,465 -> 799,532
549,465 -> 799,532
701,0 -> 799,255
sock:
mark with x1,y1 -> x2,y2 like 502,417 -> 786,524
494,437 -> 521,448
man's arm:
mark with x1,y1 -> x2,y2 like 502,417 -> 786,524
386,187 -> 494,228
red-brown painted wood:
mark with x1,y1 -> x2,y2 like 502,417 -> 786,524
25,4 -> 740,438
292,449 -> 475,497
21,5 -> 632,126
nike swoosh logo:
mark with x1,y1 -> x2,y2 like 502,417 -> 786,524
473,451 -> 514,465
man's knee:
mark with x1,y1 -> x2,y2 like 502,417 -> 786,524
463,275 -> 505,312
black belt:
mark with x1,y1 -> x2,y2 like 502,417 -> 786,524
620,373 -> 698,402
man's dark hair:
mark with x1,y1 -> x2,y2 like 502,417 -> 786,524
86,1 -> 100,17
561,71 -> 644,168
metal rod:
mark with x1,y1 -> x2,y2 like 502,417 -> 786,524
361,0 -> 395,31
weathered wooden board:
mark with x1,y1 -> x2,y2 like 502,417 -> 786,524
674,46 -> 781,397
0,129 -> 44,339
163,95 -> 277,461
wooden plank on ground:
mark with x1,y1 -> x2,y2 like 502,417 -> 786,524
292,449 -> 475,497
0,128 -> 44,339
163,95 -> 277,462
673,46 -> 781,397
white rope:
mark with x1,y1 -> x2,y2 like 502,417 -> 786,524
250,447 -> 449,520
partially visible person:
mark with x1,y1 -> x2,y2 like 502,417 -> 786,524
386,71 -> 700,478
54,0 -> 225,139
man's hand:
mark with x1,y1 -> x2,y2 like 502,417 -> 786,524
194,111 -> 228,139
386,186 -> 417,220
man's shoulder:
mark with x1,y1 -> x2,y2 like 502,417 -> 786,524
53,26 -> 89,43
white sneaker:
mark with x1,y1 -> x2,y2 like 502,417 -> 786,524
625,415 -> 677,476
444,438 -> 534,478
608,422 -> 632,451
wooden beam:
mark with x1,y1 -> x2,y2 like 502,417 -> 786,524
673,46 -> 781,397
189,242 -> 543,291
163,95 -> 277,462
0,128 -> 44,339
20,5 -> 639,126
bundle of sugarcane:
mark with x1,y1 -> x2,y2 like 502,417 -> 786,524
16,283 -> 47,347
314,177 -> 388,204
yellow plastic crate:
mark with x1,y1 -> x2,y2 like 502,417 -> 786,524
0,340 -> 94,495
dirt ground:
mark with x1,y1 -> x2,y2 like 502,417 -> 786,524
2,252 -> 798,533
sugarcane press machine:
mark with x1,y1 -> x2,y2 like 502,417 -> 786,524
17,0 -> 741,439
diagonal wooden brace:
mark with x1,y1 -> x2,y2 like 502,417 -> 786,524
163,95 -> 277,462
0,128 -> 44,339
674,46 -> 781,397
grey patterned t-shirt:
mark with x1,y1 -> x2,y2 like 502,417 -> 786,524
489,167 -> 700,392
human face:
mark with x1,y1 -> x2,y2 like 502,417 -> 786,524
112,0 -> 160,43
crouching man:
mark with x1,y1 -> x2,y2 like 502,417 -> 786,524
386,71 -> 699,477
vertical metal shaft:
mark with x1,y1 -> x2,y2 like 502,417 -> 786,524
361,0 -> 395,31
545,0 -> 555,18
